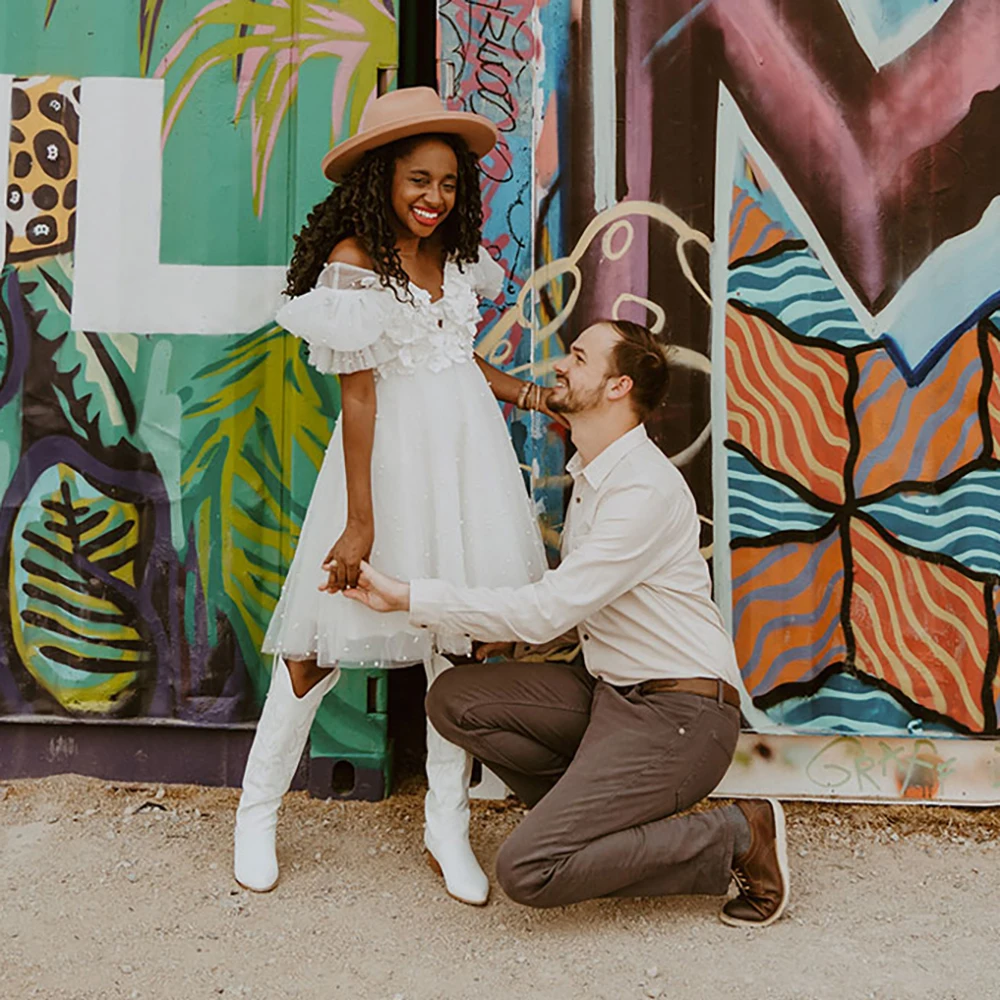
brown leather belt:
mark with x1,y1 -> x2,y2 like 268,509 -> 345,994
630,677 -> 741,710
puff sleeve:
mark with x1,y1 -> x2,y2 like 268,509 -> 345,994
275,262 -> 398,375
468,247 -> 506,301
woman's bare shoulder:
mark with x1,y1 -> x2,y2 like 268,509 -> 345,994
327,237 -> 374,269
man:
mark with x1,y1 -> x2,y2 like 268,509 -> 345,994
346,319 -> 789,926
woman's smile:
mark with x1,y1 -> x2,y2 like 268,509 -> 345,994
411,204 -> 445,227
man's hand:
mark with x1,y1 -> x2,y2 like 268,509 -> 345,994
343,561 -> 410,613
473,642 -> 516,661
320,520 -> 374,593
475,630 -> 582,664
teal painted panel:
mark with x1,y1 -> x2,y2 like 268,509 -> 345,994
0,2 -> 396,734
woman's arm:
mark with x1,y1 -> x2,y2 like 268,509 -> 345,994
320,369 -> 377,592
474,355 -> 525,405
474,356 -> 568,426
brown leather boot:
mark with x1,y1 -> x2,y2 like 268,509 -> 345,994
719,798 -> 789,927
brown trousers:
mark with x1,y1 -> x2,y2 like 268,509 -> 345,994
426,659 -> 741,908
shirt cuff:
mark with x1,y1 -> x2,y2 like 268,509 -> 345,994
408,578 -> 451,631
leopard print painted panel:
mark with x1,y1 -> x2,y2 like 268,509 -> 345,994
8,75 -> 80,263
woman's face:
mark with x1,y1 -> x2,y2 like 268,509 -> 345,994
390,138 -> 458,239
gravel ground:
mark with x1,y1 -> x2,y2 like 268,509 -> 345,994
1,773 -> 997,1000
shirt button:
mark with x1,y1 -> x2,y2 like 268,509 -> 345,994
575,497 -> 582,503
582,633 -> 590,641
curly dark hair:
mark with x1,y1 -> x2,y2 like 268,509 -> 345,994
284,133 -> 483,300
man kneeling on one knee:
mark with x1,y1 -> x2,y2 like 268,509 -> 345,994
347,318 -> 790,926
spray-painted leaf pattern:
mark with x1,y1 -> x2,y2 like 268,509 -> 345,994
138,0 -> 166,75
19,257 -> 143,449
155,0 -> 395,215
8,460 -> 152,714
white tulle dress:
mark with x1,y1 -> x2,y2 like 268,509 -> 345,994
261,247 -> 547,669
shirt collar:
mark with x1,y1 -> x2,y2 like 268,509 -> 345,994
567,424 -> 649,490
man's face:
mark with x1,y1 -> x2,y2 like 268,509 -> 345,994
549,323 -> 622,415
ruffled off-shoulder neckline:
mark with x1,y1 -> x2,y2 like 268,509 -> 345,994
316,257 -> 473,305
276,247 -> 505,378
315,247 -> 504,303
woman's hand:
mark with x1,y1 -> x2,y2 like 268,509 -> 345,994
536,387 -> 569,428
343,561 -> 410,613
320,520 -> 374,593
474,358 -> 568,428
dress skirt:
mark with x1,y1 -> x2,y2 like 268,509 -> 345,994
262,359 -> 547,668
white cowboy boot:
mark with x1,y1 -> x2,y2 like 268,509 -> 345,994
233,657 -> 338,892
423,653 -> 490,906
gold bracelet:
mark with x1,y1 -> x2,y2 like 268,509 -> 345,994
516,381 -> 532,410
530,382 -> 543,412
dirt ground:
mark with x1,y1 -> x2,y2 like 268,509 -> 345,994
1,774 -> 996,1000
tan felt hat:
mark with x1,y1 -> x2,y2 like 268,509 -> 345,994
321,86 -> 498,182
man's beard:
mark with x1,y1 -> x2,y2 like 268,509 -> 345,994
547,379 -> 607,415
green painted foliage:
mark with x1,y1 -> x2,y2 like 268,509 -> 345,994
9,462 -> 151,714
157,0 -> 395,214
181,326 -> 338,686
138,0 -> 167,74
0,267 -> 19,403
7,1 -> 394,739
19,258 -> 146,451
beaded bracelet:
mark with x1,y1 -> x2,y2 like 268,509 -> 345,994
516,381 -> 533,410
530,382 -> 543,412
519,382 -> 545,411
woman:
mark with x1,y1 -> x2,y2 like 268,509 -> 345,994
234,87 -> 557,905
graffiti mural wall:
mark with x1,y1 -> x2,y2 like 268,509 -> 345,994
0,3 -> 396,752
460,0 -> 1000,801
8,0 -> 1000,804
439,0 -> 566,550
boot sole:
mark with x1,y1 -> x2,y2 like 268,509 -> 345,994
719,797 -> 790,928
234,873 -> 278,893
425,851 -> 490,907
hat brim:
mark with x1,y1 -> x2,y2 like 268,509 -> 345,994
321,112 -> 498,182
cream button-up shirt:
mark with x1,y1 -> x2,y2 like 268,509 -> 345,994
409,424 -> 742,688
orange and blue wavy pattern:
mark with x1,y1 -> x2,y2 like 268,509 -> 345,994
727,451 -> 833,541
729,186 -> 791,263
725,156 -> 1000,735
849,518 -> 988,732
988,333 -> 1000,453
726,307 -> 851,505
728,246 -> 871,347
854,328 -> 985,498
866,468 -> 1000,575
731,532 -> 846,699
